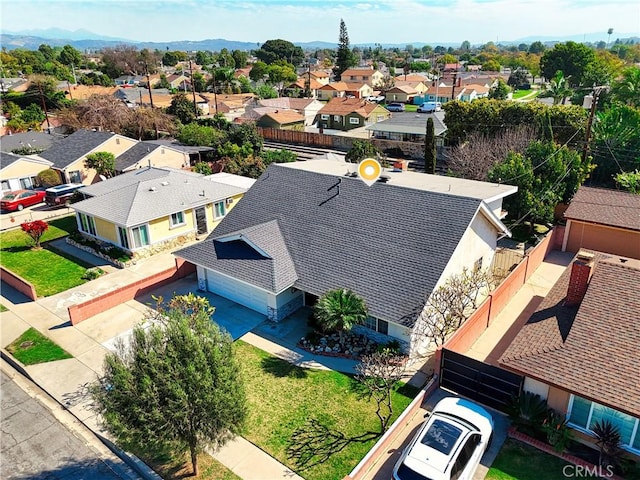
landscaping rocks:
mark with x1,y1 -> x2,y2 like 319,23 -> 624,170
298,331 -> 382,360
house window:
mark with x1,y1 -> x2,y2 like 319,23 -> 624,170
1,180 -> 9,191
118,227 -> 130,250
334,115 -> 342,123
349,117 -> 360,125
321,114 -> 329,120
19,177 -> 35,189
170,211 -> 185,227
364,317 -> 389,335
376,115 -> 385,122
78,213 -> 96,236
68,170 -> 82,183
214,201 -> 226,219
568,395 -> 640,452
131,224 -> 150,248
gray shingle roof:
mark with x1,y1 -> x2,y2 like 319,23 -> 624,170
114,142 -> 160,171
39,129 -> 115,169
0,132 -> 61,153
564,186 -> 640,231
0,151 -> 51,170
176,164 -> 487,328
73,167 -> 245,227
500,252 -> 640,417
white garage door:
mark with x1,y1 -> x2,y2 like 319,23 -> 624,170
205,269 -> 270,315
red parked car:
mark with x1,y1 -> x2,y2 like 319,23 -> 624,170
0,189 -> 46,212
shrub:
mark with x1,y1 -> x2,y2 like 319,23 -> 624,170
376,339 -> 402,355
507,391 -> 548,437
82,267 -> 105,280
542,410 -> 574,453
592,419 -> 623,469
105,246 -> 132,262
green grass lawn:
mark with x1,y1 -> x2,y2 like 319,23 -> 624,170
236,341 -> 419,480
144,452 -> 240,480
486,439 -> 600,480
0,215 -> 91,296
6,327 -> 72,365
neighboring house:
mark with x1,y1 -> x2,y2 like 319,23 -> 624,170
318,82 -> 348,101
175,162 -> 516,354
37,130 -> 187,185
73,167 -> 251,258
145,139 -> 215,167
114,75 -> 145,86
0,152 -> 53,193
282,77 -> 324,99
256,110 -> 306,131
561,186 -> 640,260
499,250 -> 640,456
456,84 -> 491,102
340,67 -> 384,87
384,85 -> 420,103
113,87 -> 174,108
366,111 -> 447,144
0,132 -> 60,154
166,74 -> 190,90
309,70 -> 331,86
257,98 -> 324,126
315,97 -> 390,131
343,82 -> 374,99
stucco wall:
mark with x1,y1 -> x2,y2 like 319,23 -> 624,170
565,220 -> 640,260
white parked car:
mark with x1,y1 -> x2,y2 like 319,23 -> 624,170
392,397 -> 493,480
417,101 -> 442,113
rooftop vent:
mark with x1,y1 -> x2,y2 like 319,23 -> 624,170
149,186 -> 157,192
160,181 -> 169,186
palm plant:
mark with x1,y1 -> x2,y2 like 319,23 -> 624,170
592,419 -> 622,468
314,288 -> 368,344
539,70 -> 573,105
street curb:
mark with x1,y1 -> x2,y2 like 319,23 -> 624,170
1,349 -> 162,480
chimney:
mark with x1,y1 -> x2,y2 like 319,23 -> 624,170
566,251 -> 595,306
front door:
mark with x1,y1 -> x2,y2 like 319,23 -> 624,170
195,207 -> 207,235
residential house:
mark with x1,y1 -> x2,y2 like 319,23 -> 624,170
344,82 -> 374,99
166,73 -> 190,90
114,75 -> 145,86
561,186 -> 640,260
309,70 -> 331,86
315,97 -> 390,131
456,84 -> 491,102
72,167 -> 252,258
175,161 -> 517,354
0,132 -> 60,154
256,98 -> 324,126
37,130 -> 187,185
0,152 -> 53,193
366,111 -> 447,144
499,250 -> 640,456
113,87 -> 174,108
384,85 -> 420,104
282,77 -> 324,99
318,82 -> 348,101
340,67 -> 384,87
256,110 -> 305,131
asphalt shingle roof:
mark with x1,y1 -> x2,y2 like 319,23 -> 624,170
176,164 -> 486,328
564,186 -> 640,231
500,251 -> 640,417
74,167 -> 245,226
114,142 -> 160,171
0,151 -> 52,170
39,129 -> 115,169
0,132 -> 60,153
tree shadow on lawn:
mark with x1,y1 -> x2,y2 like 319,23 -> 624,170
260,355 -> 308,378
287,418 -> 380,471
45,243 -> 94,268
1,245 -> 31,253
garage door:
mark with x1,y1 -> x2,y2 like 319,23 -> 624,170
205,269 -> 270,315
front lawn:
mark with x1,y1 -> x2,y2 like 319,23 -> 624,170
236,341 -> 418,480
486,439 -> 599,480
6,327 -> 72,365
0,215 -> 91,296
144,452 -> 240,480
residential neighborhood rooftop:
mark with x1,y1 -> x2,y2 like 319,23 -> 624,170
38,129 -> 115,168
0,131 -> 61,153
365,111 -> 447,136
282,157 -> 517,204
564,185 -> 640,231
500,251 -> 640,417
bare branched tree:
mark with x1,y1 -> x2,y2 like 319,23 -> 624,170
414,267 -> 496,349
447,125 -> 537,180
356,351 -> 408,433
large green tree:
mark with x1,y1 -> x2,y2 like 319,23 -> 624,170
424,117 -> 436,174
333,19 -> 357,81
539,70 -> 573,105
167,93 -> 198,125
314,288 -> 368,344
255,39 -> 304,66
345,139 -> 380,164
85,151 -> 116,178
58,44 -> 82,67
540,41 -> 596,87
90,294 -> 246,477
611,66 -> 640,107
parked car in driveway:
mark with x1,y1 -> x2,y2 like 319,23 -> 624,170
0,189 -> 46,212
386,103 -> 405,112
393,397 -> 493,480
44,183 -> 84,207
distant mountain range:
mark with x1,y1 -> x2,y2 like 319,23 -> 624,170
1,28 -> 637,52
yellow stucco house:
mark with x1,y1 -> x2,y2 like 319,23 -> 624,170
0,152 -> 53,194
37,129 -> 189,185
72,167 -> 254,258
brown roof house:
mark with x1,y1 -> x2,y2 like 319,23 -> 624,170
256,110 -> 305,131
561,186 -> 640,260
499,250 -> 640,456
256,98 -> 324,126
318,81 -> 348,101
339,67 -> 385,87
283,77 -> 324,99
315,97 -> 390,131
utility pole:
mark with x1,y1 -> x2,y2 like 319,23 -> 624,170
211,66 -> 219,115
582,86 -> 607,165
37,80 -> 52,134
189,60 -> 198,116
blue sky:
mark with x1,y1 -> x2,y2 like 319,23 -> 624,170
2,0 -> 639,45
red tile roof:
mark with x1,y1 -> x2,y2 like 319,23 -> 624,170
500,251 -> 640,417
564,186 -> 640,231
